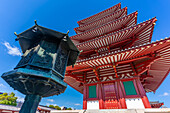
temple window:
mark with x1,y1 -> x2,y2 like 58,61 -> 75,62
123,81 -> 137,95
89,85 -> 97,98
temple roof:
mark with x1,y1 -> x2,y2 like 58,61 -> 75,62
77,3 -> 121,25
71,12 -> 138,41
65,3 -> 169,94
65,37 -> 170,93
77,18 -> 156,55
74,7 -> 128,34
150,101 -> 164,108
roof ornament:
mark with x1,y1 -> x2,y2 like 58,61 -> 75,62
63,30 -> 69,42
14,32 -> 19,41
32,20 -> 38,33
14,32 -> 18,36
34,20 -> 38,26
32,27 -> 37,32
66,30 -> 69,35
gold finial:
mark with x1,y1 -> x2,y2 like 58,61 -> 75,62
66,30 -> 69,35
14,32 -> 19,41
14,32 -> 18,36
34,20 -> 38,25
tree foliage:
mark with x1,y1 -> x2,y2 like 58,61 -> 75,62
49,105 -> 61,110
48,105 -> 73,110
0,92 -> 17,106
54,105 -> 61,110
66,108 -> 72,110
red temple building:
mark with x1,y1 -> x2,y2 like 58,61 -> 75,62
64,3 -> 170,109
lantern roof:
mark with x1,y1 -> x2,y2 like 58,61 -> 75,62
15,21 -> 79,66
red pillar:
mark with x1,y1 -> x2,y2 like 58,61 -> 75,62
136,79 -> 151,108
117,81 -> 127,109
83,85 -> 87,109
98,83 -> 104,109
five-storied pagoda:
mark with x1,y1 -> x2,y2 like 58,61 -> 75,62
65,3 -> 170,109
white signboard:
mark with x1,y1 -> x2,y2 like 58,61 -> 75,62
125,98 -> 145,109
87,100 -> 99,109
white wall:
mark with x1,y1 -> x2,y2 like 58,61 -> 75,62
87,100 -> 99,109
125,98 -> 145,109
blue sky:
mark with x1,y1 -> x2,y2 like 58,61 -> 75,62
0,0 -> 170,109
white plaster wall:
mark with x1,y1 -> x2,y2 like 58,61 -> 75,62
87,100 -> 99,109
125,98 -> 145,109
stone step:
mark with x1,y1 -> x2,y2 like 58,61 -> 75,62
51,109 -> 170,113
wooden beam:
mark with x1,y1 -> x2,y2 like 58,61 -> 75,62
136,56 -> 161,70
137,67 -> 149,76
142,80 -> 151,86
107,46 -> 110,52
83,72 -> 87,83
93,68 -> 100,81
65,74 -> 84,83
130,62 -> 137,76
79,38 -> 133,56
122,36 -> 138,49
85,77 -> 139,86
68,54 -> 155,74
140,74 -> 153,78
95,49 -> 99,55
113,65 -> 118,78
117,55 -> 153,65
140,74 -> 153,82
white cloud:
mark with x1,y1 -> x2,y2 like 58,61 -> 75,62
46,103 -> 58,107
53,104 -> 58,106
0,83 -> 6,88
163,92 -> 169,96
2,41 -> 22,56
160,92 -> 169,96
17,97 -> 25,102
47,99 -> 54,102
74,103 -> 81,106
46,103 -> 50,106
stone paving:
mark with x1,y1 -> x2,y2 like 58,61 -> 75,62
51,109 -> 170,113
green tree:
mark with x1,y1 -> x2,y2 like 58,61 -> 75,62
54,106 -> 61,110
66,108 -> 72,110
49,105 -> 55,108
0,92 -> 17,106
49,105 -> 61,110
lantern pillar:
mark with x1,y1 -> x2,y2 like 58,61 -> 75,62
19,95 -> 42,113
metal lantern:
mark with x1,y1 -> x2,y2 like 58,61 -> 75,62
1,21 -> 79,113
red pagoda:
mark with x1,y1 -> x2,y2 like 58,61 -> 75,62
64,3 -> 170,109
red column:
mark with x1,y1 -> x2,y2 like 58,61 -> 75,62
115,81 -> 122,109
98,83 -> 104,109
83,85 -> 87,109
117,81 -> 127,109
136,79 -> 151,108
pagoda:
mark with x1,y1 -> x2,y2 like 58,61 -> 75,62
65,3 -> 170,109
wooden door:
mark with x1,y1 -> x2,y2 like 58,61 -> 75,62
103,83 -> 118,109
